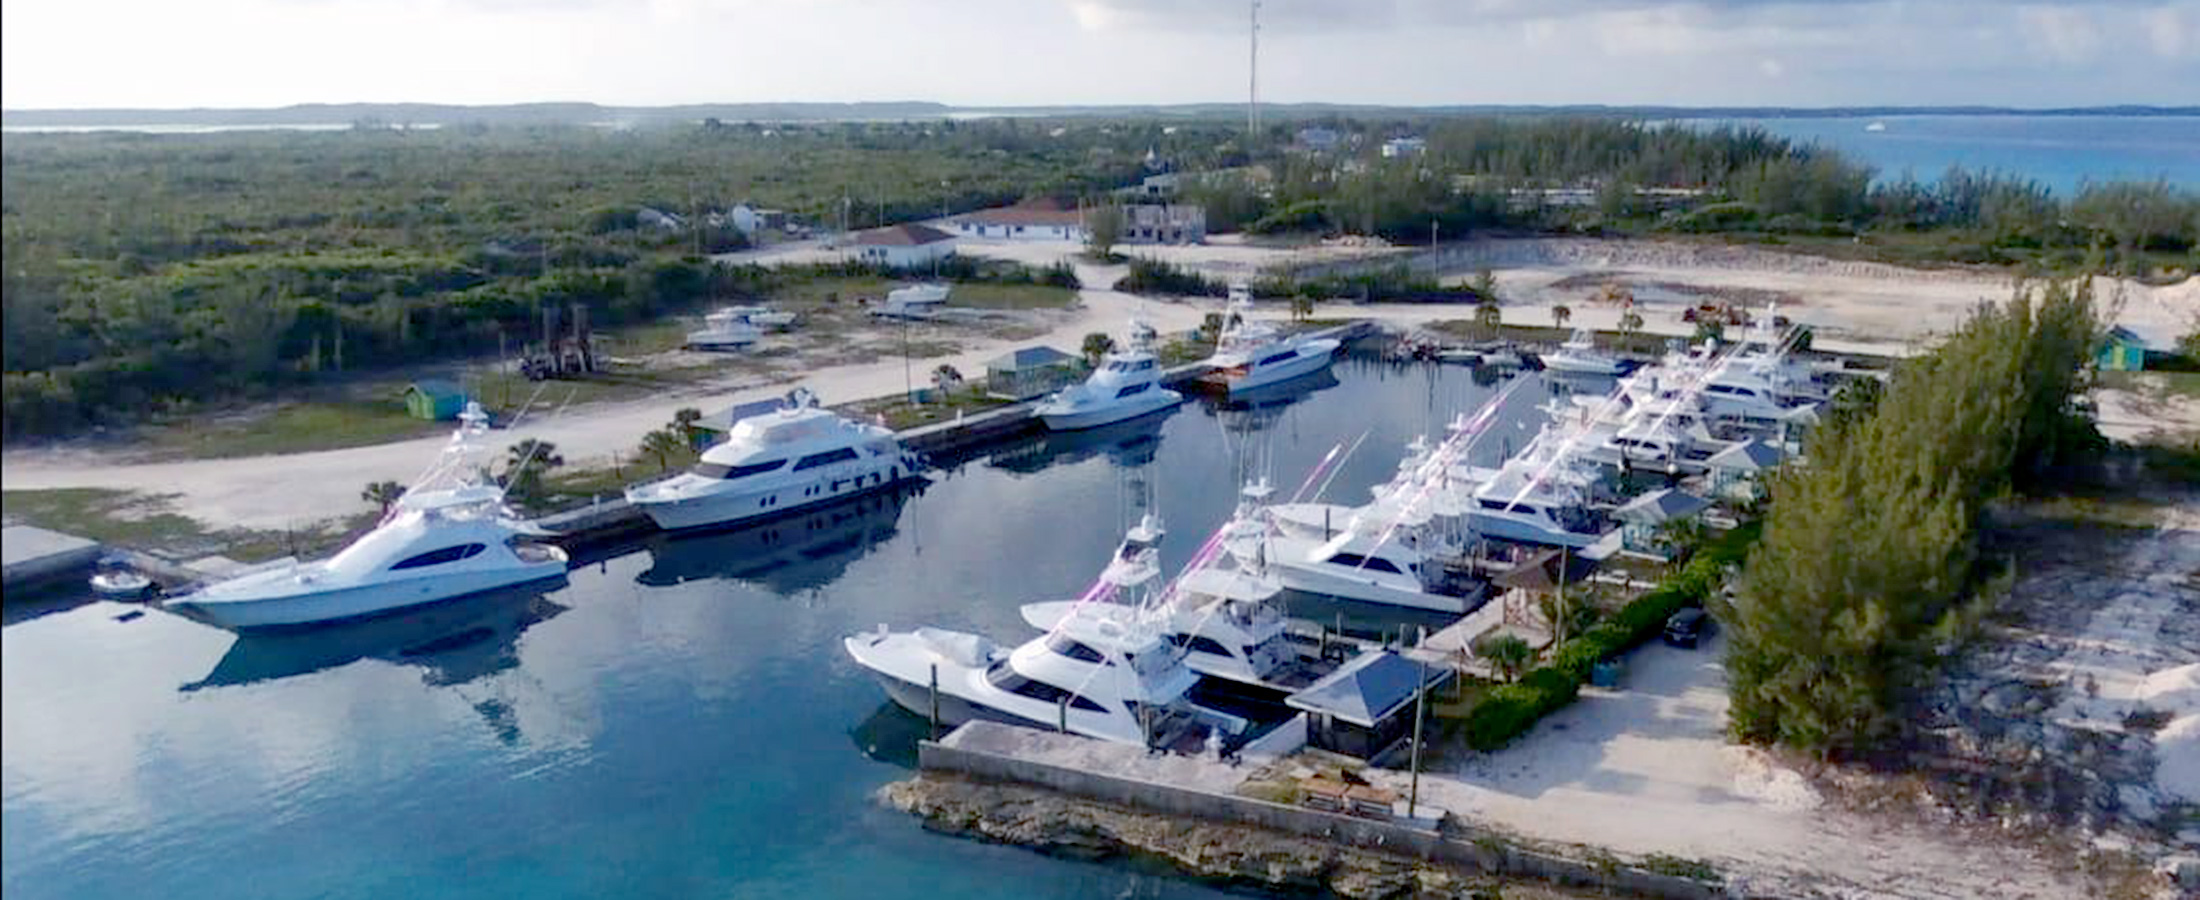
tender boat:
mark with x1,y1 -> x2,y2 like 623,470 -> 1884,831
1541,329 -> 1626,376
166,404 -> 570,630
1036,320 -> 1185,431
626,389 -> 925,532
686,309 -> 764,350
89,556 -> 154,600
1200,283 -> 1340,393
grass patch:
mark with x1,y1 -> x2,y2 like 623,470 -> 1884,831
1640,853 -> 1722,883
141,399 -> 447,460
840,390 -> 1014,430
0,487 -> 347,562
945,282 -> 1078,310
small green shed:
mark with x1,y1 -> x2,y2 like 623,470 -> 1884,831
404,379 -> 469,421
2097,327 -> 2148,372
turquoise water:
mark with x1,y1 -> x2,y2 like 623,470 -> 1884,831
2,357 -> 1560,900
1696,115 -> 2200,195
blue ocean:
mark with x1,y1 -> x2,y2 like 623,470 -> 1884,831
1696,115 -> 2200,196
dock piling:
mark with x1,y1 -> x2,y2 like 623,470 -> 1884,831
929,663 -> 940,740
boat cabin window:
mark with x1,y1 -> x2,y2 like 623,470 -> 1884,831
1169,634 -> 1234,657
1044,633 -> 1110,665
792,448 -> 860,471
1478,498 -> 1540,513
987,668 -> 1107,711
1256,349 -> 1299,366
695,459 -> 787,480
389,543 -> 487,571
1328,552 -> 1403,574
1113,382 -> 1152,399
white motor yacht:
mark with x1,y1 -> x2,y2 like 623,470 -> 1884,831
166,404 -> 570,630
687,309 -> 764,350
1541,329 -> 1626,376
1465,460 -> 1610,549
1036,320 -> 1184,431
626,389 -> 924,532
847,519 -> 1227,746
1201,283 -> 1340,393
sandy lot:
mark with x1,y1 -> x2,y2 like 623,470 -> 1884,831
6,234 -> 2192,535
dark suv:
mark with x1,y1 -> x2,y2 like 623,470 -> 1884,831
1663,608 -> 1710,648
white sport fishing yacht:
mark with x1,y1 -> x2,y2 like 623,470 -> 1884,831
166,404 -> 570,630
1541,329 -> 1627,376
626,389 -> 924,531
1201,283 -> 1340,393
1022,492 -> 1309,694
1036,320 -> 1184,431
846,521 -> 1236,746
1465,458 -> 1610,549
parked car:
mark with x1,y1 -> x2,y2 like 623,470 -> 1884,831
1663,608 -> 1710,648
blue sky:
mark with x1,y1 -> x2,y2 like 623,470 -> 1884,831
3,0 -> 2195,109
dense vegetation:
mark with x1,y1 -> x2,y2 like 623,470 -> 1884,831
1184,118 -> 2198,272
1721,279 -> 2101,758
1,121 -> 1187,436
4,115 -> 2189,438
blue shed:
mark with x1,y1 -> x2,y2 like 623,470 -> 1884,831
403,380 -> 469,421
2097,327 -> 2148,372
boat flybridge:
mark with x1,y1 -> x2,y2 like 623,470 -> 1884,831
1036,319 -> 1185,431
1541,328 -> 1627,376
1266,466 -> 1485,615
846,517 -> 1245,747
626,388 -> 924,531
1201,283 -> 1341,393
1465,455 -> 1611,549
167,403 -> 570,630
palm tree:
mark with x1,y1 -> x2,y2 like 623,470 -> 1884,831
1474,300 -> 1502,337
931,364 -> 964,395
1482,633 -> 1533,683
639,428 -> 687,472
672,407 -> 703,445
360,480 -> 406,515
502,439 -> 564,507
1081,332 -> 1117,367
1290,293 -> 1314,322
1618,310 -> 1645,336
1552,304 -> 1572,329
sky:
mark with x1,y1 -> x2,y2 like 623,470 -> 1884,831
3,0 -> 2196,110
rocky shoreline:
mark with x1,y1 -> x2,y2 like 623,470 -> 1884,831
882,774 -> 1613,900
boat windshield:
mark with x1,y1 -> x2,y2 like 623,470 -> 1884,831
694,459 -> 786,480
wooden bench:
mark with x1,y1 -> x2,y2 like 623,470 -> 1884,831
1345,785 -> 1398,819
1299,776 -> 1349,813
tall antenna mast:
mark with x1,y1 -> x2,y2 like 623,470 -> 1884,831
1247,0 -> 1261,138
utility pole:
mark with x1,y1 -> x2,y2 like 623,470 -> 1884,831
1409,654 -> 1428,819
1247,0 -> 1261,138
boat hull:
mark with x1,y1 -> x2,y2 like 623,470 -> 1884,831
170,562 -> 569,631
1467,514 -> 1603,549
1222,340 -> 1340,393
633,464 -> 921,532
1543,356 -> 1625,376
1037,389 -> 1184,431
1273,563 -> 1470,613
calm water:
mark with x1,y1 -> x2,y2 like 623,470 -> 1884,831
1693,115 -> 2200,195
2,357 -> 1568,900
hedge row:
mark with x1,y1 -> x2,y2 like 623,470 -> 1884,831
1464,521 -> 1763,752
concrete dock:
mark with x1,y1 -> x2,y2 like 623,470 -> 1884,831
2,525 -> 103,592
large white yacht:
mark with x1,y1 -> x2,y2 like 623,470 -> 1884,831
1465,459 -> 1610,549
167,404 -> 571,630
1201,283 -> 1340,393
845,520 -> 1233,746
1022,494 -> 1313,694
627,390 -> 924,532
1541,329 -> 1627,376
1036,320 -> 1184,431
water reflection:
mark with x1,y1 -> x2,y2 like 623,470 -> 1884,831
635,486 -> 917,593
1199,367 -> 1341,435
985,405 -> 1178,475
179,585 -> 570,693
847,701 -> 934,769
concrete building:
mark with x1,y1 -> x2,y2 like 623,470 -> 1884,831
954,198 -> 1089,242
850,223 -> 957,269
1295,127 -> 1342,152
1120,204 -> 1206,245
1380,137 -> 1427,159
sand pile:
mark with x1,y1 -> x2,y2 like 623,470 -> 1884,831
1724,746 -> 1823,812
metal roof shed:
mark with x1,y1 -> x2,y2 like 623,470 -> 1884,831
1285,650 -> 1450,763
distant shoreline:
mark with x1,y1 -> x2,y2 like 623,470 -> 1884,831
4,102 -> 2197,129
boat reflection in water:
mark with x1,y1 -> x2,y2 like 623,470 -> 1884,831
1201,367 -> 1341,435
635,485 -> 917,593
986,403 -> 1179,475
847,700 -> 935,769
181,582 -> 570,693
